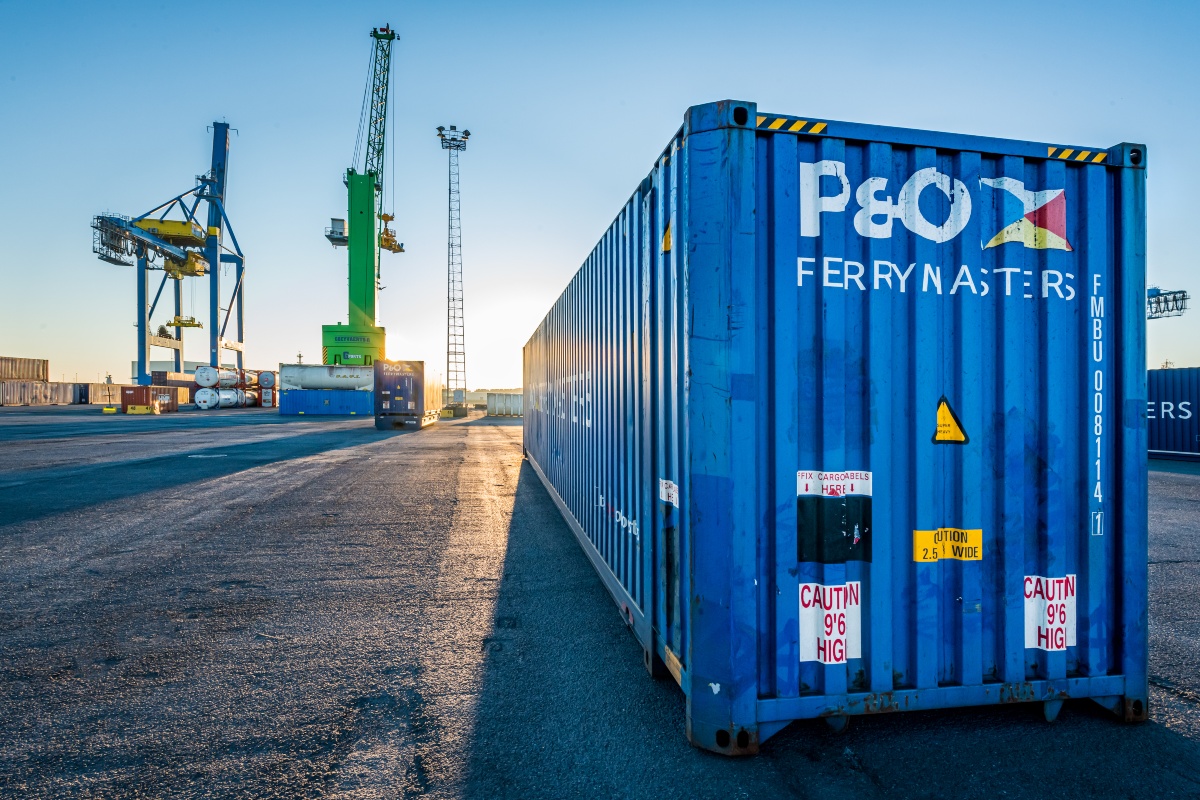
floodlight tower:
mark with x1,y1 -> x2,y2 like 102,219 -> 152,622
437,125 -> 469,406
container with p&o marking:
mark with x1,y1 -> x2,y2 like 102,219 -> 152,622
522,101 -> 1147,754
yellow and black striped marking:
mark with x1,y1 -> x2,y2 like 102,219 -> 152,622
1047,146 -> 1107,164
756,115 -> 828,135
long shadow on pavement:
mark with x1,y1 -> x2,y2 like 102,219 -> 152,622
0,422 -> 405,527
463,461 -> 1200,799
460,416 -> 522,428
0,408 -> 297,443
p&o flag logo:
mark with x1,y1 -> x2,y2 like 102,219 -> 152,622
981,177 -> 1072,252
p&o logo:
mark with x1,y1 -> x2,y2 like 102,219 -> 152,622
800,160 -> 1075,251
981,177 -> 1072,251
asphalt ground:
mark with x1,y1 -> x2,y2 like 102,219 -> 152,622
1,405 -> 1199,798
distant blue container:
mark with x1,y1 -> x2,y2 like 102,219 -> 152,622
278,389 -> 372,416
373,359 -> 443,430
523,101 -> 1149,754
1147,367 -> 1200,457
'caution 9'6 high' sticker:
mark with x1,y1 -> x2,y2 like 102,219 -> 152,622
798,581 -> 862,664
1024,574 -> 1077,651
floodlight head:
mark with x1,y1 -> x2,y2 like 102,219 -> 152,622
437,124 -> 469,150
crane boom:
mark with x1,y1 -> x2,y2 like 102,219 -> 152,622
364,26 -> 394,203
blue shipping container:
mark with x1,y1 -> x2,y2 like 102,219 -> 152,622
279,389 -> 372,416
523,101 -> 1148,754
1147,367 -> 1200,457
373,359 -> 443,430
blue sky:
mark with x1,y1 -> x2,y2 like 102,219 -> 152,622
1,0 -> 1196,386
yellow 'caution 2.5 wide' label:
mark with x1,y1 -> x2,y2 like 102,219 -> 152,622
913,528 -> 983,562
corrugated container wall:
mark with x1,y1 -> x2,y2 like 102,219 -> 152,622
487,392 -> 523,417
47,382 -> 75,405
152,371 -> 197,392
279,389 -> 373,416
0,357 -> 49,382
1147,367 -> 1200,457
86,384 -> 123,405
0,382 -> 86,406
1,382 -> 50,406
523,101 -> 1148,754
154,387 -> 185,411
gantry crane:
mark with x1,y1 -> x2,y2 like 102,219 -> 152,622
322,25 -> 403,366
1147,287 -> 1188,319
92,123 -> 246,385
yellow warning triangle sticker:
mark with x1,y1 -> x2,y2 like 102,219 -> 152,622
933,396 -> 968,444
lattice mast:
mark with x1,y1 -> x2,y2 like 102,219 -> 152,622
438,125 -> 470,404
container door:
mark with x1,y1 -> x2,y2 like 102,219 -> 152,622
757,128 -> 1143,715
403,374 -> 415,411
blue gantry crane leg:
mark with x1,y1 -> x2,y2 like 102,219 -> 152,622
173,278 -> 183,372
205,123 -> 244,372
92,122 -> 246,385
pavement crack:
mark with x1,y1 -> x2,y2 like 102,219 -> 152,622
1150,675 -> 1200,706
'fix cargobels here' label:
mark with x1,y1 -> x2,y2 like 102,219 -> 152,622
797,471 -> 872,563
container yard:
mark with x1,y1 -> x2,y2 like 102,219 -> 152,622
4,4 -> 1200,798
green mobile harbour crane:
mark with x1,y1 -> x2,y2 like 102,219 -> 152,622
322,25 -> 403,365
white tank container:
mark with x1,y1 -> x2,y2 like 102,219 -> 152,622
243,370 -> 259,387
195,366 -> 242,388
236,389 -> 247,407
217,388 -> 239,408
258,371 -> 276,389
278,364 -> 373,391
244,390 -> 259,407
194,388 -> 220,410
194,366 -> 218,387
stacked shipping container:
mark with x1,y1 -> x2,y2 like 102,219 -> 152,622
0,357 -> 49,382
278,364 -> 373,416
0,355 -> 141,407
